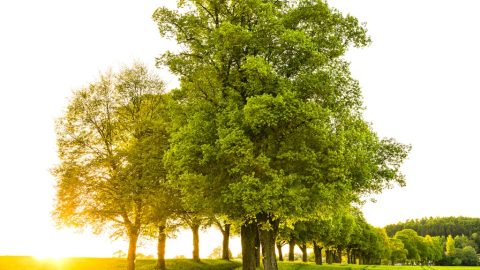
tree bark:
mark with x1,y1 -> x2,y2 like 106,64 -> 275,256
157,224 -> 167,270
349,249 -> 356,264
127,232 -> 139,270
241,222 -> 257,270
326,249 -> 332,264
255,228 -> 260,267
258,214 -> 279,270
313,241 -> 322,265
222,223 -> 231,260
191,223 -> 200,262
336,247 -> 342,263
298,243 -> 307,262
288,238 -> 295,261
276,242 -> 283,261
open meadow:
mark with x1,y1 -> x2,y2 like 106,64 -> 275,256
2,257 -> 480,270
0,257 -> 240,270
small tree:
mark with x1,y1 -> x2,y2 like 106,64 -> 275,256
114,250 -> 127,258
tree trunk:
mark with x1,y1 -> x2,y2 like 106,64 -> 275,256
288,238 -> 295,261
255,228 -> 261,267
298,243 -> 307,262
222,223 -> 231,260
258,214 -> 279,270
241,222 -> 257,270
313,241 -> 322,265
191,223 -> 200,262
336,247 -> 342,263
276,242 -> 283,261
326,249 -> 333,264
157,224 -> 167,270
127,232 -> 139,270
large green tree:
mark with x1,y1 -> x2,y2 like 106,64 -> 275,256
53,63 -> 169,270
394,229 -> 423,263
155,1 -> 409,270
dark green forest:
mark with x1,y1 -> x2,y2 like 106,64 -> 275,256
386,217 -> 480,238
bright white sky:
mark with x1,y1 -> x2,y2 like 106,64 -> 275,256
0,0 -> 479,259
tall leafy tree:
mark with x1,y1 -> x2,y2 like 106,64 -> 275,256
53,63 -> 169,270
446,235 -> 456,256
424,235 -> 443,263
155,1 -> 409,270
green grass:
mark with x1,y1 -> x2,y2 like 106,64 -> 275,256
2,257 -> 480,270
273,263 -> 480,270
232,262 -> 480,270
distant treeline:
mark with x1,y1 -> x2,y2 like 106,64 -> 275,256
385,217 -> 480,237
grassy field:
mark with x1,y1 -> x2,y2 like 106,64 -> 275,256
1,257 -> 480,270
0,256 -> 241,270
274,262 -> 480,270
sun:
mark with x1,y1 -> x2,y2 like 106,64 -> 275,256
33,247 -> 69,261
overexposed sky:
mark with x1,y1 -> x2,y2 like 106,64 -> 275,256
1,0 -> 479,257
332,0 -> 480,226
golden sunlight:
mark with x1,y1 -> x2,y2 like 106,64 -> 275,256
23,225 -> 239,260
32,245 -> 69,261
27,227 -> 125,259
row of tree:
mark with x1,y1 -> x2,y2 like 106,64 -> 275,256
277,207 -> 392,265
53,1 -> 410,270
277,213 -> 480,266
